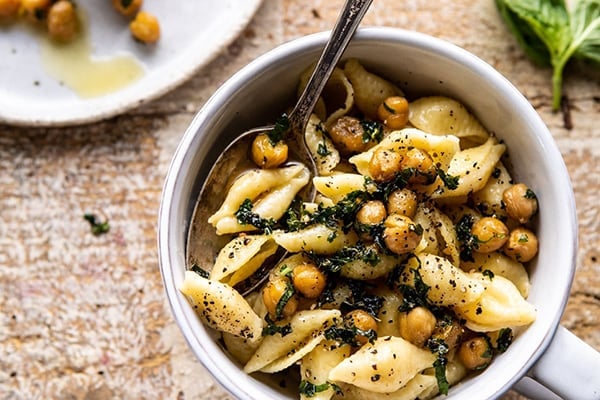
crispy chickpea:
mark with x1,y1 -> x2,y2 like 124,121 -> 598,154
503,227 -> 539,262
251,133 -> 288,169
356,200 -> 386,240
383,214 -> 422,255
292,262 -> 326,299
20,0 -> 51,22
112,0 -> 142,17
458,336 -> 493,370
471,217 -> 509,253
400,148 -> 437,185
0,0 -> 21,18
377,96 -> 409,129
398,306 -> 437,347
431,318 -> 464,351
503,183 -> 538,224
46,0 -> 78,42
262,278 -> 298,319
368,147 -> 403,182
346,309 -> 378,345
328,116 -> 368,155
129,11 -> 160,43
387,188 -> 418,218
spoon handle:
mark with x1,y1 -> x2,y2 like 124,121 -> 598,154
288,0 -> 373,137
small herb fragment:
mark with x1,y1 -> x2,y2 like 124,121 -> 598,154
437,168 -> 460,190
427,337 -> 450,395
483,269 -> 495,280
267,113 -> 290,144
455,214 -> 479,262
298,380 -> 341,397
235,199 -> 276,234
495,328 -> 514,353
360,120 -> 384,143
275,280 -> 296,320
83,213 -> 110,235
190,264 -> 210,279
262,315 -> 292,337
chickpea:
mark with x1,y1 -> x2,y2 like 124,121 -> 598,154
251,134 -> 288,169
0,0 -> 21,19
383,214 -> 422,255
368,147 -> 403,182
458,336 -> 493,370
471,217 -> 509,253
130,11 -> 160,43
262,278 -> 298,319
387,188 -> 418,218
503,227 -> 539,262
346,309 -> 378,345
20,0 -> 51,22
400,148 -> 437,185
356,200 -> 386,240
377,96 -> 409,129
503,183 -> 538,224
46,0 -> 78,42
398,306 -> 436,347
431,318 -> 464,351
328,116 -> 368,155
292,262 -> 326,299
112,0 -> 142,17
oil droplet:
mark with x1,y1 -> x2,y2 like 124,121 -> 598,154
39,10 -> 144,98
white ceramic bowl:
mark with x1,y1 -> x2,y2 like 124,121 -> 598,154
159,28 -> 598,399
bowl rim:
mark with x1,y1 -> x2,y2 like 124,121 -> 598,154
158,26 -> 578,399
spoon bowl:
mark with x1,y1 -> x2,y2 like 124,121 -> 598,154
186,0 -> 372,294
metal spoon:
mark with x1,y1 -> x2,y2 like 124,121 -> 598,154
187,0 -> 373,294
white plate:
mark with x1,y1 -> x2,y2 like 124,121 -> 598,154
0,0 -> 263,126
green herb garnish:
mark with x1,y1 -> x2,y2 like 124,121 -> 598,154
525,188 -> 537,199
267,113 -> 290,144
298,381 -> 340,397
455,214 -> 479,262
483,269 -> 495,280
235,198 -> 276,234
83,213 -> 110,235
360,120 -> 384,143
437,168 -> 460,190
190,264 -> 210,279
262,315 -> 292,337
496,328 -> 514,353
275,280 -> 296,319
496,0 -> 600,110
427,337 -> 450,395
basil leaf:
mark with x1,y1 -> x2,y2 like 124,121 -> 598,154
571,0 -> 600,63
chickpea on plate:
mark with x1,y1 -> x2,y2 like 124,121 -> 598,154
0,0 -> 160,43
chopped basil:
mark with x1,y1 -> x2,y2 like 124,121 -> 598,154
525,188 -> 537,199
482,269 -> 495,280
190,264 -> 210,279
324,324 -> 377,347
427,338 -> 450,395
235,199 -> 276,234
398,266 -> 431,312
455,214 -> 479,262
437,168 -> 460,190
83,213 -> 110,235
360,120 -> 384,143
262,315 -> 292,337
298,381 -> 341,397
267,113 -> 290,144
310,242 -> 380,274
495,328 -> 514,353
317,142 -> 332,156
275,280 -> 296,319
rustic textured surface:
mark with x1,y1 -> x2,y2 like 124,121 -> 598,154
1,0 -> 598,399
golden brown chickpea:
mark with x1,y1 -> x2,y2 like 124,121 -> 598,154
251,134 -> 288,169
355,200 -> 386,240
346,309 -> 378,345
400,148 -> 437,185
458,336 -> 493,370
431,318 -> 464,351
0,0 -> 21,18
130,11 -> 160,43
383,214 -> 422,255
328,116 -> 368,155
377,96 -> 409,129
262,278 -> 298,319
368,147 -> 403,182
398,306 -> 436,347
112,0 -> 142,17
386,188 -> 418,218
292,262 -> 326,299
503,183 -> 538,224
20,0 -> 51,22
503,227 -> 539,262
471,217 -> 509,253
46,0 -> 78,42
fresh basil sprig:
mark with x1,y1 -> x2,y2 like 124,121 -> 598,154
496,0 -> 600,110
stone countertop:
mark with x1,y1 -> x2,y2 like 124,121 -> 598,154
0,0 -> 598,399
